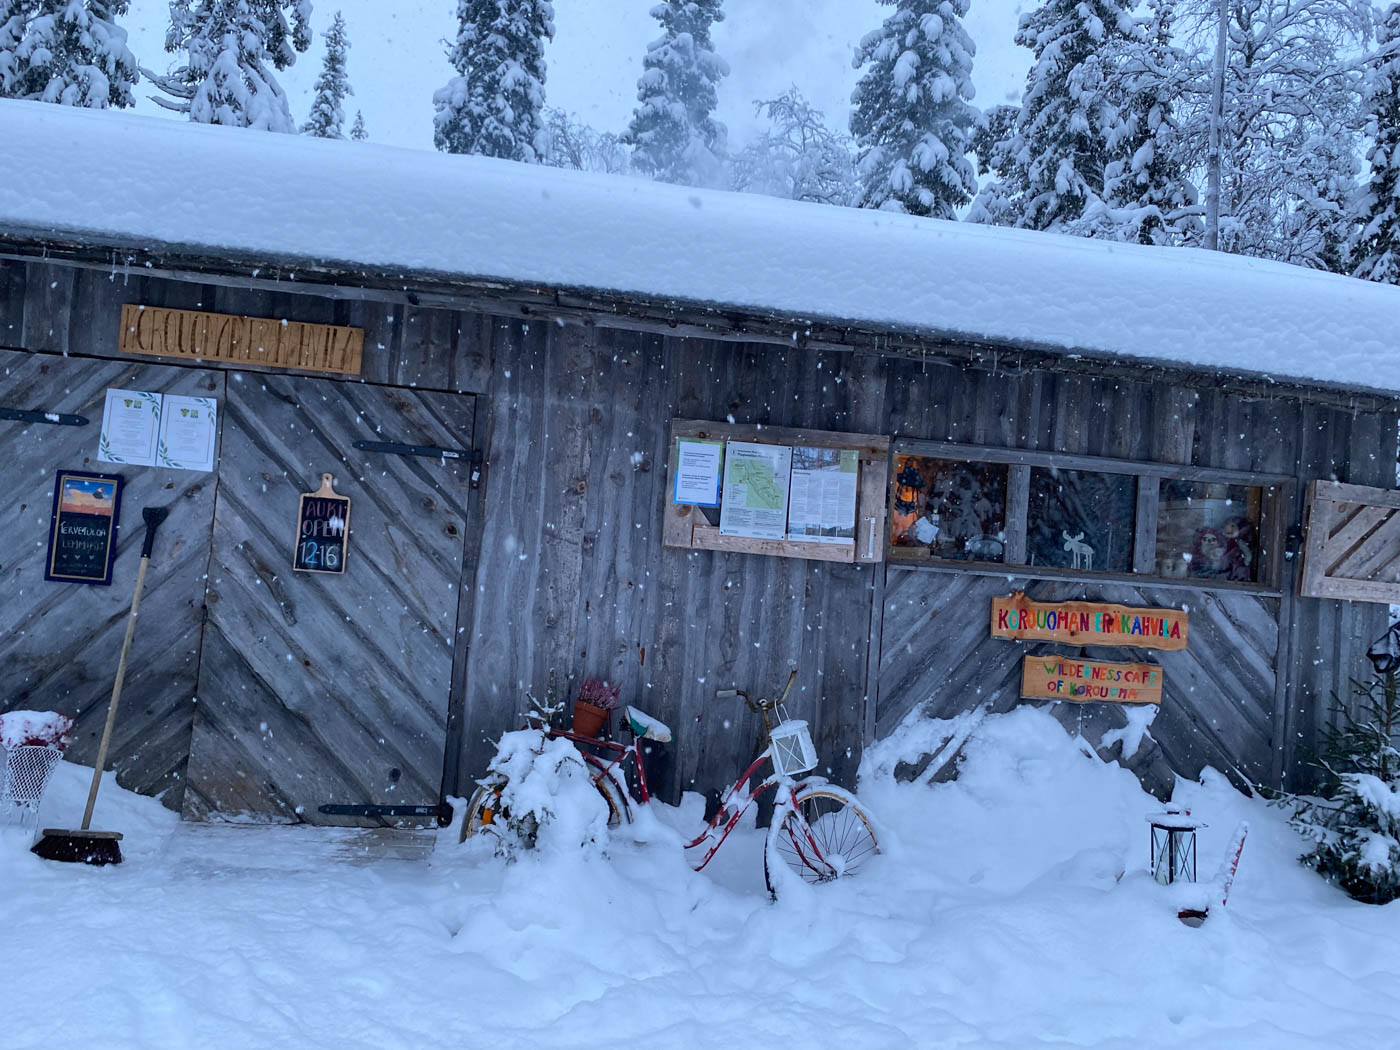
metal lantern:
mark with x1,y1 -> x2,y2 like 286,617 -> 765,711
1147,805 -> 1206,885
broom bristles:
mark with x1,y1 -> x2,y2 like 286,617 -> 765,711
30,829 -> 124,866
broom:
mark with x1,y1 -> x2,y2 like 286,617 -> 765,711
32,505 -> 169,866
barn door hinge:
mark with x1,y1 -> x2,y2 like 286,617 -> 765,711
0,407 -> 89,426
317,803 -> 447,821
352,440 -> 483,489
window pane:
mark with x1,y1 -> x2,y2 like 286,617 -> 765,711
1027,468 -> 1136,572
1156,481 -> 1262,582
891,455 -> 1007,562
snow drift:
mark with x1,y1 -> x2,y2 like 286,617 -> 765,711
4,706 -> 1400,1049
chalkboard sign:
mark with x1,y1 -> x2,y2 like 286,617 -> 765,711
293,473 -> 351,574
46,470 -> 124,585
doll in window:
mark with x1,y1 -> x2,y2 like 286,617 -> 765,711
1191,527 -> 1229,579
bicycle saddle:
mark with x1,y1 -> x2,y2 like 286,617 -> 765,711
626,706 -> 673,743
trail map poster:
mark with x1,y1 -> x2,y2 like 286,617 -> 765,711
719,442 -> 791,539
46,471 -> 123,585
787,446 -> 858,544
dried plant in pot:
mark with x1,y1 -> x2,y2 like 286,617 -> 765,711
573,677 -> 620,738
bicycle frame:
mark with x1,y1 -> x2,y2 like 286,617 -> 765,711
545,686 -> 841,881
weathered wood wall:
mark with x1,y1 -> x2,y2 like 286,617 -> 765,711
2,255 -> 1395,813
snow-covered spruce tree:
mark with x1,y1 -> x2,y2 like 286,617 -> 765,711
622,0 -> 729,185
146,0 -> 311,132
1354,3 -> 1400,283
0,0 -> 27,95
349,107 -> 365,140
301,9 -> 350,138
849,0 -> 979,218
1074,0 -> 1200,243
3,0 -> 137,108
1291,657 -> 1400,904
433,0 -> 554,162
731,87 -> 858,206
977,0 -> 1136,230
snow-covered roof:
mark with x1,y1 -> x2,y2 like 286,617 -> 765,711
1,100 -> 1398,395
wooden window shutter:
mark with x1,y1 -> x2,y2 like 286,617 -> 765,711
1299,480 -> 1400,604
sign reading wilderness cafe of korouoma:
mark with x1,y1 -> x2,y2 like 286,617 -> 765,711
991,593 -> 1185,706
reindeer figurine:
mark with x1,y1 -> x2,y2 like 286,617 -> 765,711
1062,530 -> 1094,570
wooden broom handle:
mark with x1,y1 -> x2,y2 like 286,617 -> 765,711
80,554 -> 150,831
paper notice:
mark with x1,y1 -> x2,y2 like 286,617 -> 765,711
673,437 -> 723,506
98,388 -> 161,466
158,395 -> 219,472
719,441 -> 791,539
787,447 -> 858,543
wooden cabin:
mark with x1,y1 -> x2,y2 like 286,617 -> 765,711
2,101 -> 1399,823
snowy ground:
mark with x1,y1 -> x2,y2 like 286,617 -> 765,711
5,707 -> 1400,1050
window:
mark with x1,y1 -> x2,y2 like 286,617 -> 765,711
1155,481 -> 1262,583
1026,468 -> 1136,573
887,440 -> 1287,590
891,455 -> 1007,562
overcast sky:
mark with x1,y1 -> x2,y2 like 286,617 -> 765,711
121,1 -> 1032,150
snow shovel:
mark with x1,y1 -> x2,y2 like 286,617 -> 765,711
32,505 -> 169,866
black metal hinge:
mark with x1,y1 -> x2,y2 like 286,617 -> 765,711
0,407 -> 89,426
353,440 -> 484,489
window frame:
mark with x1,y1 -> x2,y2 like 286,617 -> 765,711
887,440 -> 1294,594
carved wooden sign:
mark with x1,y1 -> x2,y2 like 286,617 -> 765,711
119,304 -> 363,376
991,592 -> 1188,650
1021,655 -> 1163,705
293,474 -> 351,574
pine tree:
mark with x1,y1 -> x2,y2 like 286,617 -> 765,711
981,0 -> 1136,230
849,0 -> 979,219
349,108 -> 366,140
1080,0 -> 1199,244
433,0 -> 554,162
622,0 -> 729,185
146,0 -> 311,132
2,0 -> 137,108
302,10 -> 351,138
1291,634 -> 1400,904
1354,4 -> 1400,284
0,1 -> 29,95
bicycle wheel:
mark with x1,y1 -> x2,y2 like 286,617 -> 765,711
764,787 -> 879,896
458,775 -> 626,846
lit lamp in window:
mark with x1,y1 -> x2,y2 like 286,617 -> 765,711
1147,804 -> 1205,885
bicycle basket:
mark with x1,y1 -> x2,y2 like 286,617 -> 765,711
769,716 -> 817,777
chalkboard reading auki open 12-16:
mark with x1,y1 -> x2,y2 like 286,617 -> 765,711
294,474 -> 350,574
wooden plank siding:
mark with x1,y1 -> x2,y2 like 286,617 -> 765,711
1,255 -> 1397,814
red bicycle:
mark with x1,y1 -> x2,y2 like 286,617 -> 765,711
461,672 -> 880,895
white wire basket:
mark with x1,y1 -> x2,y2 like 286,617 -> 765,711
1,744 -> 62,833
769,712 -> 817,777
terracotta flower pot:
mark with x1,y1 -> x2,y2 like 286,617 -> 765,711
572,700 -> 609,738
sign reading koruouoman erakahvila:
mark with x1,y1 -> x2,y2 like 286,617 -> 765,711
991,592 -> 1188,651
1021,655 -> 1163,705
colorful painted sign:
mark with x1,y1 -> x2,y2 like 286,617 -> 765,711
991,593 -> 1188,651
1021,655 -> 1164,705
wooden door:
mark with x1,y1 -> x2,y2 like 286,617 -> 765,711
184,374 -> 476,825
0,350 -> 224,811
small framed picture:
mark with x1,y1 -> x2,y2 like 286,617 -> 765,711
46,471 -> 124,585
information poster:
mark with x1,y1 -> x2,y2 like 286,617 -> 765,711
45,471 -> 123,585
673,437 -> 723,506
98,389 -> 161,466
158,395 -> 218,472
99,388 -> 219,472
719,441 -> 791,539
787,446 -> 858,544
